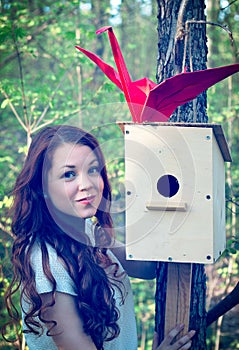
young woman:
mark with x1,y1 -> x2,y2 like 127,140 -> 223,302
4,125 -> 195,350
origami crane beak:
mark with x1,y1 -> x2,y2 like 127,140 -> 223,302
76,26 -> 239,122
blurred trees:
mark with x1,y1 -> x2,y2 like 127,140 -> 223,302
206,1 -> 239,349
0,0 -> 238,349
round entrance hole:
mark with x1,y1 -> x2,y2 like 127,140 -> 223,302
157,174 -> 180,198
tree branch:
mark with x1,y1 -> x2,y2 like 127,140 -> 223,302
221,0 -> 239,11
12,24 -> 29,129
0,88 -> 27,131
31,63 -> 74,131
186,20 -> 234,46
0,222 -> 15,239
175,0 -> 190,41
206,281 -> 239,327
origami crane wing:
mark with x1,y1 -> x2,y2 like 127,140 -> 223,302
75,45 -> 123,90
76,26 -> 239,122
142,63 -> 239,122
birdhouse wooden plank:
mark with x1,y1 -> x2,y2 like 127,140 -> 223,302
119,122 -> 231,264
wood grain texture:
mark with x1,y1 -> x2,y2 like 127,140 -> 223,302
164,263 -> 192,337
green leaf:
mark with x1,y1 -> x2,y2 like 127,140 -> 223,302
228,247 -> 237,255
14,27 -> 27,39
1,99 -> 9,109
119,92 -> 125,102
0,156 -> 14,163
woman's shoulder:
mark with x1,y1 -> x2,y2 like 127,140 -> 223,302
30,240 -> 77,296
30,240 -> 58,266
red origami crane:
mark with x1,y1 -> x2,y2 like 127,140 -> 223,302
75,26 -> 239,122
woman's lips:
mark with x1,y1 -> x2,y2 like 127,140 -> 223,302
76,195 -> 96,205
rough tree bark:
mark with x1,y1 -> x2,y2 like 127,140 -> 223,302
155,1 -> 208,349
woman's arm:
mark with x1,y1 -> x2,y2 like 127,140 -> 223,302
110,241 -> 157,279
40,292 -> 96,350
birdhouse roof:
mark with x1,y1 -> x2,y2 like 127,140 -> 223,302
117,122 -> 232,162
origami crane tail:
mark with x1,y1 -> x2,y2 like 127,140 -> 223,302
96,26 -> 140,122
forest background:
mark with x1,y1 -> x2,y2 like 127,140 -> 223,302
0,0 -> 239,349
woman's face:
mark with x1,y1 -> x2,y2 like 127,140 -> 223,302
46,143 -> 104,219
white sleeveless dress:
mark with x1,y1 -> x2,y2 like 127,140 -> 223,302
22,219 -> 138,350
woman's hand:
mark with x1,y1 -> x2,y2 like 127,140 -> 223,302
152,324 -> 196,350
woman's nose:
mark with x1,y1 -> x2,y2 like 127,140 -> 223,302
77,173 -> 92,191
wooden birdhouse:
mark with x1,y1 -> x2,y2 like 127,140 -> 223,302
119,122 -> 231,264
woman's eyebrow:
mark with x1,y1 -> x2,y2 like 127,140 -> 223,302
60,158 -> 98,169
60,165 -> 76,169
90,158 -> 99,164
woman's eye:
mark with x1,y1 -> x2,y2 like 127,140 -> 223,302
64,171 -> 76,180
88,166 -> 100,175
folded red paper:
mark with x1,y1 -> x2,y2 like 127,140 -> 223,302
76,26 -> 239,122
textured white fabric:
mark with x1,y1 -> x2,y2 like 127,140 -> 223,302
22,220 -> 137,350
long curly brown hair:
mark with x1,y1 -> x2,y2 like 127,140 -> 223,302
4,125 -> 122,349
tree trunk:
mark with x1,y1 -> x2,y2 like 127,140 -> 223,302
155,1 -> 208,348
90,0 -> 111,83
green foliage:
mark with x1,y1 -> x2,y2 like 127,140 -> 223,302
131,278 -> 156,349
0,0 -> 239,349
206,3 -> 239,348
0,1 -> 158,349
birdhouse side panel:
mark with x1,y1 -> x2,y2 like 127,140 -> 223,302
213,132 -> 226,261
